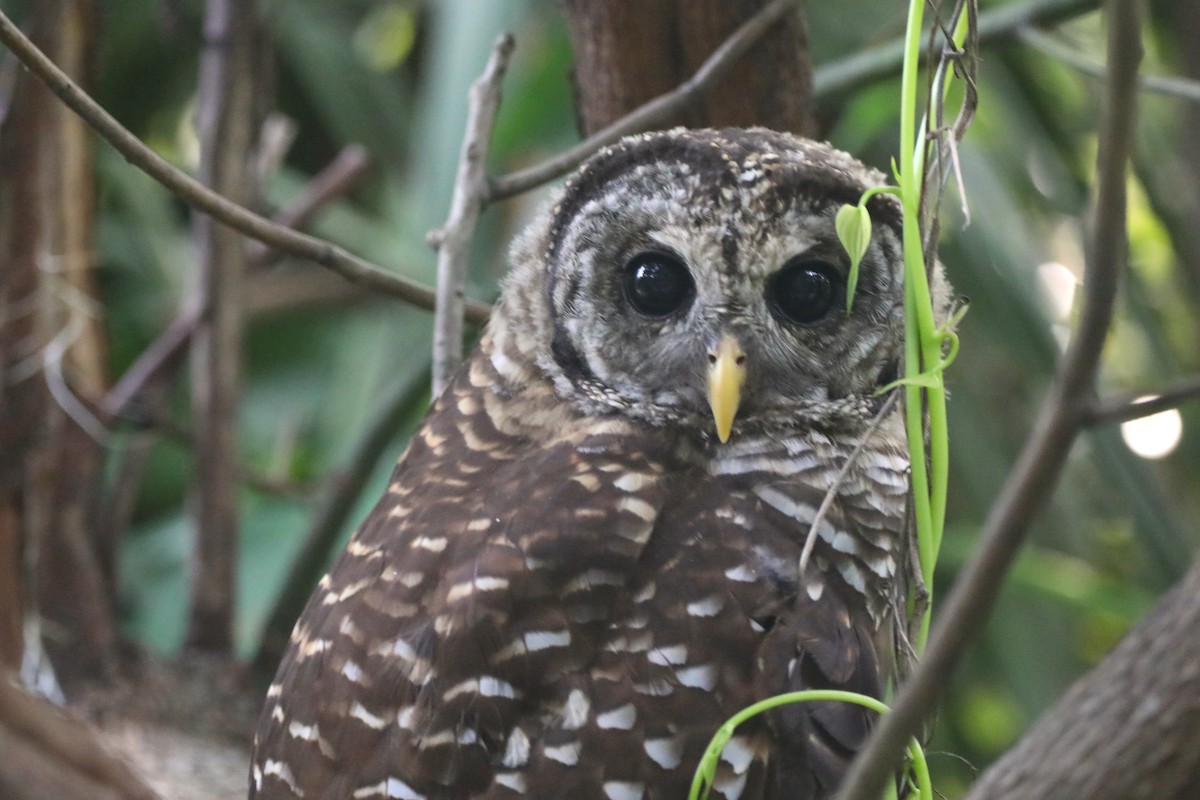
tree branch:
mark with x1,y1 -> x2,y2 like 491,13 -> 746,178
245,143 -> 370,268
430,34 -> 514,396
1084,374 -> 1200,426
485,0 -> 801,201
836,1 -> 1143,797
0,11 -> 489,323
963,551 -> 1200,799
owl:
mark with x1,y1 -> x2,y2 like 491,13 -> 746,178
251,127 -> 945,800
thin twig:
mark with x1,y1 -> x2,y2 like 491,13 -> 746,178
0,11 -> 490,324
1084,375 -> 1200,426
799,393 -> 899,573
101,302 -> 199,422
837,2 -> 1143,797
1019,27 -> 1200,104
431,35 -> 514,396
485,0 -> 801,201
246,144 -> 370,268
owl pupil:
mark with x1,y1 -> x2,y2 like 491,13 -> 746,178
767,258 -> 840,325
622,253 -> 695,318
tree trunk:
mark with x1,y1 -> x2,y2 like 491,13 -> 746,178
185,0 -> 267,654
964,550 -> 1200,799
559,0 -> 816,137
0,0 -> 114,686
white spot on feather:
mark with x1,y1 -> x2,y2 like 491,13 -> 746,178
544,741 -> 581,765
525,629 -> 571,651
648,644 -> 687,666
494,772 -> 527,793
604,781 -> 644,800
676,663 -> 718,690
562,689 -> 590,730
687,595 -> 725,617
263,760 -> 302,795
724,564 -> 756,582
644,737 -> 684,769
444,676 -> 517,701
502,727 -> 531,768
596,703 -> 637,730
350,702 -> 390,729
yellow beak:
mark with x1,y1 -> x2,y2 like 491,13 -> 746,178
707,333 -> 746,443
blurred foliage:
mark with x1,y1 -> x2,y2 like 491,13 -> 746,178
4,0 -> 1197,795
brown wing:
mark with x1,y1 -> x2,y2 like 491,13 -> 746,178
250,353 -> 674,799
510,467 -> 888,800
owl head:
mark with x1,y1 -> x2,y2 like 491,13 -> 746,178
493,127 -> 948,442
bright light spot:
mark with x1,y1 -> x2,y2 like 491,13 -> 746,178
1121,399 -> 1183,459
1036,261 -> 1078,321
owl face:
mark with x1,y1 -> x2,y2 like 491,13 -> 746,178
500,128 -> 911,441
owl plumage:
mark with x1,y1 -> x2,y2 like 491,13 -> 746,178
251,128 -> 944,800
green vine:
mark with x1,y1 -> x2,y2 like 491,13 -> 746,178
688,691 -> 932,800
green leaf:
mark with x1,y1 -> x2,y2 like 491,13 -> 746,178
836,203 -> 872,312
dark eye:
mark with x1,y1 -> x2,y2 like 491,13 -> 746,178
622,252 -> 695,318
766,258 -> 842,326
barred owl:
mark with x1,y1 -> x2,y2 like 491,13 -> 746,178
251,127 -> 944,800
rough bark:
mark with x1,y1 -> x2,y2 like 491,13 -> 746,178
965,551 -> 1200,800
185,0 -> 266,653
0,0 -> 114,684
560,0 -> 815,137
0,35 -> 43,671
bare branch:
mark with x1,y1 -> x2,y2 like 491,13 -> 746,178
246,144 -> 370,268
0,11 -> 489,323
485,0 -> 801,201
431,35 -> 515,396
1084,374 -> 1200,426
837,2 -> 1143,798
1020,27 -> 1200,104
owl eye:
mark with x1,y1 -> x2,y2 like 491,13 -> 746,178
622,252 -> 695,318
766,258 -> 842,326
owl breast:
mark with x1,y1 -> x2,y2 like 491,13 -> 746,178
252,341 -> 909,800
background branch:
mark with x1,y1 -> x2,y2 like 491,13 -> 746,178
1084,374 -> 1200,425
486,0 -> 802,200
185,0 -> 261,655
430,35 -> 513,396
837,1 -> 1143,797
0,11 -> 489,323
